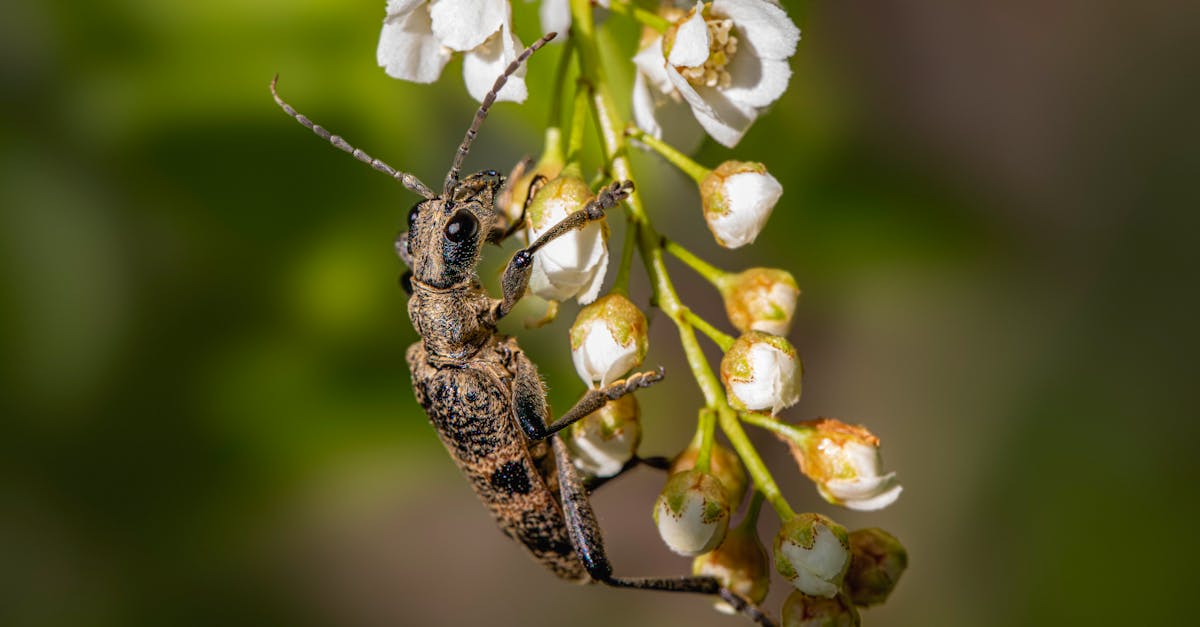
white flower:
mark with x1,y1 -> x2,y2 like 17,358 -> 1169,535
569,294 -> 649,387
720,331 -> 802,415
700,160 -> 783,248
773,513 -> 850,598
377,0 -> 529,103
653,469 -> 731,556
632,0 -> 801,147
718,267 -> 800,335
784,419 -> 903,512
566,394 -> 641,478
527,176 -> 609,304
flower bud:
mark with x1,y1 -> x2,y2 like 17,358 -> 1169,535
844,528 -> 907,607
700,161 -> 783,249
565,394 -> 641,479
569,293 -> 649,387
670,441 -> 748,507
718,267 -> 801,336
783,418 -> 902,512
692,520 -> 770,614
499,131 -> 565,239
527,175 -> 609,304
720,331 -> 802,415
773,513 -> 850,598
781,590 -> 860,627
653,469 -> 731,556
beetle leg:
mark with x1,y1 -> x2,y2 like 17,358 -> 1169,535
512,359 -> 663,441
494,180 -> 633,320
551,437 -> 778,627
582,455 -> 670,492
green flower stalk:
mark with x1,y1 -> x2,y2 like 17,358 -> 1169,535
693,493 -> 770,614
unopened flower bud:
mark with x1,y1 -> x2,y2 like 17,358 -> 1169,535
774,513 -> 850,598
653,469 -> 731,556
499,143 -> 565,239
718,267 -> 801,335
781,590 -> 860,627
670,440 -> 748,506
693,520 -> 770,614
569,293 -> 649,387
700,161 -> 783,249
565,394 -> 641,479
527,174 -> 609,304
783,418 -> 902,512
720,331 -> 802,415
844,528 -> 907,607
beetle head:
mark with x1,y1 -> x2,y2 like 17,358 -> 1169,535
400,173 -> 505,289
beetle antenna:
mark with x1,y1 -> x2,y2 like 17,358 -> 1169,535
443,32 -> 558,197
271,75 -> 436,199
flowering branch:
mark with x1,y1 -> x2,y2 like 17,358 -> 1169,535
372,0 -> 907,620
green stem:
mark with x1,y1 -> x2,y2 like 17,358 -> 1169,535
695,407 -> 716,473
719,406 -> 795,521
610,216 -> 637,296
626,125 -> 712,184
740,411 -> 814,445
738,490 -> 765,530
684,309 -> 734,351
606,0 -> 671,32
664,238 -> 728,288
547,38 -> 576,128
569,0 -> 794,521
565,83 -> 590,164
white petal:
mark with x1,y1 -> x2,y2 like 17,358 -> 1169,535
711,170 -> 781,246
655,493 -> 727,556
378,1 -> 451,83
633,37 -> 673,94
779,525 -> 849,598
728,342 -> 799,414
462,27 -> 528,103
825,478 -> 904,512
665,65 -> 757,147
575,247 -> 608,305
707,171 -> 779,247
572,321 -> 638,386
632,72 -> 663,138
429,0 -> 507,51
712,0 -> 800,61
668,3 -> 711,68
539,0 -> 571,38
722,53 -> 792,109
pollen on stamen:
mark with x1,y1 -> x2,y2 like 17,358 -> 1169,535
678,17 -> 738,89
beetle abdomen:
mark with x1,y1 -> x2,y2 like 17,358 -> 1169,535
411,347 -> 587,582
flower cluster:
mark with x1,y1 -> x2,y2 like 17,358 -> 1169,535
378,0 -> 530,102
374,0 -> 908,623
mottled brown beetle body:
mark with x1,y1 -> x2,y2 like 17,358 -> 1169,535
407,335 -> 585,580
271,32 -> 775,625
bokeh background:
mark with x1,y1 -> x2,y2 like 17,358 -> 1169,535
3,1 -> 1198,626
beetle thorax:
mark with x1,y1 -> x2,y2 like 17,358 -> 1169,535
407,285 -> 495,359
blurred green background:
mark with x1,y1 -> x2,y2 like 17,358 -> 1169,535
2,1 -> 1198,626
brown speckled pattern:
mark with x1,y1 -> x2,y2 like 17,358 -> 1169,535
407,338 -> 587,582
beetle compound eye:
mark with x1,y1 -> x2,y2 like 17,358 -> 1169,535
444,209 -> 479,244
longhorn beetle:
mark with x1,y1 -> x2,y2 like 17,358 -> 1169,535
271,33 -> 775,626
